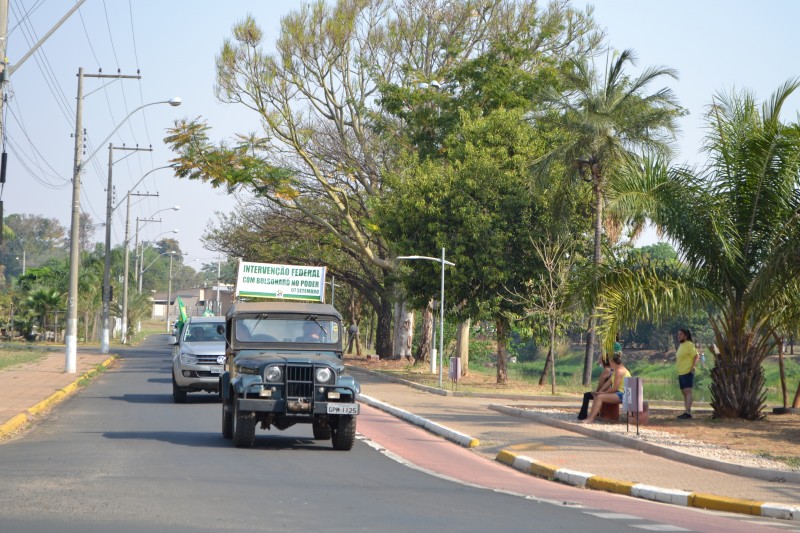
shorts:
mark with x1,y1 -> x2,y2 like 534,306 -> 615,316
616,391 -> 624,401
678,372 -> 694,390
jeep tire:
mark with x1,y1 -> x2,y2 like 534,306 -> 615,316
221,395 -> 234,439
232,399 -> 256,448
331,415 -> 356,451
312,418 -> 332,440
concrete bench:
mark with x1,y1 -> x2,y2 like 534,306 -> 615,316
599,402 -> 620,421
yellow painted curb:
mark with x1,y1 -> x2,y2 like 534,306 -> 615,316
529,462 -> 558,479
689,493 -> 763,516
28,390 -> 66,416
467,438 -> 480,448
496,450 -> 517,466
587,476 -> 634,495
0,412 -> 29,438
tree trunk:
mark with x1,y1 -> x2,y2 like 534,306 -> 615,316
582,165 -> 603,387
550,325 -> 557,395
456,318 -> 470,377
413,300 -> 433,365
777,337 -> 788,408
495,318 -> 508,384
538,348 -> 552,386
375,293 -> 393,358
793,379 -> 800,409
392,300 -> 414,360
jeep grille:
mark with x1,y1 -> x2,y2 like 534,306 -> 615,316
286,365 -> 313,399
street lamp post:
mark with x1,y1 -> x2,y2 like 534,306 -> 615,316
65,65 -> 181,369
137,232 -> 179,293
396,247 -> 455,388
121,197 -> 180,344
165,251 -> 177,333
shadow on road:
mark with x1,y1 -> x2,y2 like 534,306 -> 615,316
101,430 -> 334,450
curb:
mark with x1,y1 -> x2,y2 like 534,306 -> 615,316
0,356 -> 117,441
488,404 -> 800,485
495,449 -> 799,521
357,393 -> 480,448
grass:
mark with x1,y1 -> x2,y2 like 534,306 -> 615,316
0,344 -> 57,371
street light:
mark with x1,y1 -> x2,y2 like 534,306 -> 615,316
165,251 -> 180,333
134,210 -> 180,292
67,94 -> 182,370
137,231 -> 179,292
121,196 -> 180,344
396,247 -> 455,388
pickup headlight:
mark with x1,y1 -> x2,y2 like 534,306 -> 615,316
264,366 -> 283,383
315,367 -> 334,384
179,353 -> 197,365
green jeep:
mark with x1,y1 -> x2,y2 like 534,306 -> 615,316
220,302 -> 360,450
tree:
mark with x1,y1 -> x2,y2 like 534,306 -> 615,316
380,108 -> 547,383
596,81 -> 800,419
24,288 -> 63,340
517,235 -> 577,394
165,0 -> 599,358
547,49 -> 685,386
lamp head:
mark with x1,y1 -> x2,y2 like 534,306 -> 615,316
172,205 -> 180,211
168,97 -> 182,107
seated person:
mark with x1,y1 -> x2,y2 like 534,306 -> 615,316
296,321 -> 324,342
189,326 -> 207,341
577,354 -> 613,420
581,354 -> 630,424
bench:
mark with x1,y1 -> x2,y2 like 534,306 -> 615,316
599,402 -> 620,421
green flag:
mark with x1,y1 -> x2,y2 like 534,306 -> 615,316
177,296 -> 188,323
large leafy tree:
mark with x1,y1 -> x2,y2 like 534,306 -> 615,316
165,0 -> 599,357
547,49 -> 685,385
596,80 -> 800,419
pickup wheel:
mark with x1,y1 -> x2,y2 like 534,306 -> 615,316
331,415 -> 356,451
221,395 -> 234,439
232,399 -> 256,448
172,372 -> 187,403
312,418 -> 331,440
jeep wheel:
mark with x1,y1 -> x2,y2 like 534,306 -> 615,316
331,415 -> 356,451
172,373 -> 187,403
232,399 -> 256,448
221,395 -> 234,439
312,418 -> 331,440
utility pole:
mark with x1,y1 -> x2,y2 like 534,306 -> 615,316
100,142 -> 150,353
121,191 -> 157,344
68,71 -> 142,369
65,68 -> 84,373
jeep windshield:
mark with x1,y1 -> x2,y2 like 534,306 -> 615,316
234,315 -> 340,344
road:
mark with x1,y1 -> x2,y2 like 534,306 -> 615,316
0,336 -> 791,532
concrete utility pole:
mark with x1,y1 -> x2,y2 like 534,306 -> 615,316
66,71 -> 143,371
100,143 -> 151,353
121,191 -> 158,344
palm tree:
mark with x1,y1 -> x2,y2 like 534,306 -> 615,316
550,49 -> 684,385
25,289 -> 64,341
597,80 -> 800,419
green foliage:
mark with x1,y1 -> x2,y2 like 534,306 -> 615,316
600,80 -> 800,418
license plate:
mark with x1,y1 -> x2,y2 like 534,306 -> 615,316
326,403 -> 359,415
210,367 -> 222,374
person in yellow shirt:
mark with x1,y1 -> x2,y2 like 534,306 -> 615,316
675,328 -> 700,420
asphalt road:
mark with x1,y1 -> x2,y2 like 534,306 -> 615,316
0,336 -> 790,532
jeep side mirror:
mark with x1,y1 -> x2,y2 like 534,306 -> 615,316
217,325 -> 225,335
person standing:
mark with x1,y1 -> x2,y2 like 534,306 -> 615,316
676,328 -> 700,419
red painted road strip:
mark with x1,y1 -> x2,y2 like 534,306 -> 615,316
357,404 -> 787,533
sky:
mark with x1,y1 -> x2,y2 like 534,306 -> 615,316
5,0 -> 800,269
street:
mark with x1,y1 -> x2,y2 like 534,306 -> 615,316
0,336 -> 790,532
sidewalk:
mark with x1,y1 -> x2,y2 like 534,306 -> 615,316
349,367 -> 800,520
0,349 -> 115,439
1,350 -> 797,521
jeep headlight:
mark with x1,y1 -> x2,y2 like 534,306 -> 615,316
264,366 -> 283,383
179,353 -> 197,365
315,367 -> 334,384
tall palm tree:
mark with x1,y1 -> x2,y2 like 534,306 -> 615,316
597,80 -> 800,419
550,49 -> 684,385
